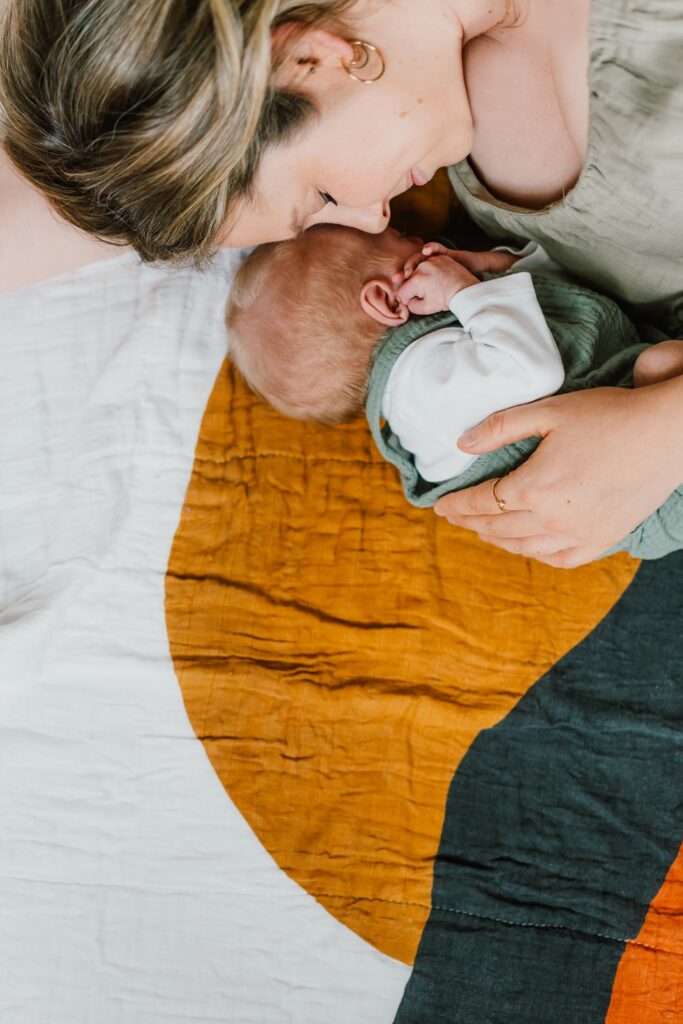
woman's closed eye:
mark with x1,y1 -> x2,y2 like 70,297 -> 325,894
318,190 -> 338,207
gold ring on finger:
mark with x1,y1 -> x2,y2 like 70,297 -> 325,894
491,477 -> 507,513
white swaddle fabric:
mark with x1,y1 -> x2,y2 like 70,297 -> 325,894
0,252 -> 408,1024
382,272 -> 564,483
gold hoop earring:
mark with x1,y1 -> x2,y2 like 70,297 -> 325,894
342,40 -> 385,84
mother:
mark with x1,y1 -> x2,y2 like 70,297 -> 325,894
2,0 -> 682,566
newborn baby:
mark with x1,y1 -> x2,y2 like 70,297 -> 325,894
226,225 -> 683,502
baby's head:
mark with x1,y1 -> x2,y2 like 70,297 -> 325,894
226,225 -> 424,423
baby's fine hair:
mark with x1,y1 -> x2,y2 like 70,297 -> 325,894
226,225 -> 397,424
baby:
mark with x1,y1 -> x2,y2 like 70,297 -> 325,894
226,225 -> 683,503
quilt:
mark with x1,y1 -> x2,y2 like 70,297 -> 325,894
1,174 -> 681,1023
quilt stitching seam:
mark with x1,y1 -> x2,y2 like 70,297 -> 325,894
427,902 -> 681,956
313,892 -> 681,956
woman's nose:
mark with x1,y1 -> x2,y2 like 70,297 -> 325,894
311,200 -> 390,234
347,201 -> 391,233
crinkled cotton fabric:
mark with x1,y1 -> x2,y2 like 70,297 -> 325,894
0,252 -> 409,1024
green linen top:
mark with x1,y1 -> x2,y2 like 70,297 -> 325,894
449,0 -> 683,336
366,274 -> 683,560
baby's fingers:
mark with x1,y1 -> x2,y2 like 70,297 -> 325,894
404,251 -> 427,278
396,276 -> 425,307
392,251 -> 427,286
449,249 -> 518,275
421,242 -> 449,258
406,296 -> 431,314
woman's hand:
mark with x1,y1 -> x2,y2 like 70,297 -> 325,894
434,379 -> 683,567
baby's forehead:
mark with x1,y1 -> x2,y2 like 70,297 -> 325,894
253,226 -> 378,301
299,225 -> 376,260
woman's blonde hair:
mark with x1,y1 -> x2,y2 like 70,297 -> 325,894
0,0 -> 353,262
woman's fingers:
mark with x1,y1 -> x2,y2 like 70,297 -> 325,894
442,509 -> 545,538
477,533 -> 576,557
478,536 -> 601,568
434,482 -> 496,518
457,400 -> 556,454
435,471 -> 529,518
537,546 -> 605,569
472,524 -> 608,566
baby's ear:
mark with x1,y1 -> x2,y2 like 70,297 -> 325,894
360,279 -> 410,327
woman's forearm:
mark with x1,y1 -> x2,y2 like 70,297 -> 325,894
632,368 -> 683,488
608,357 -> 683,559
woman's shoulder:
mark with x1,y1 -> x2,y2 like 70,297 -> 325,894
0,147 -> 128,295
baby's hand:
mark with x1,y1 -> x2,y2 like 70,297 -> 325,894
393,248 -> 431,284
392,242 -> 518,289
423,242 -> 518,276
396,255 -> 480,315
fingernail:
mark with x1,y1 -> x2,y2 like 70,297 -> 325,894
458,433 -> 476,449
434,505 -> 447,517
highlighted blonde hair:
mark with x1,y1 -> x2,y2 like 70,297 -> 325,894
226,225 -> 397,423
0,0 -> 353,262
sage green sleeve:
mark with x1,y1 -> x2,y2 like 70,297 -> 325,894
607,488 -> 683,560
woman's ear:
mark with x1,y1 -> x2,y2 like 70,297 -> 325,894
271,25 -> 356,89
360,279 -> 410,327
